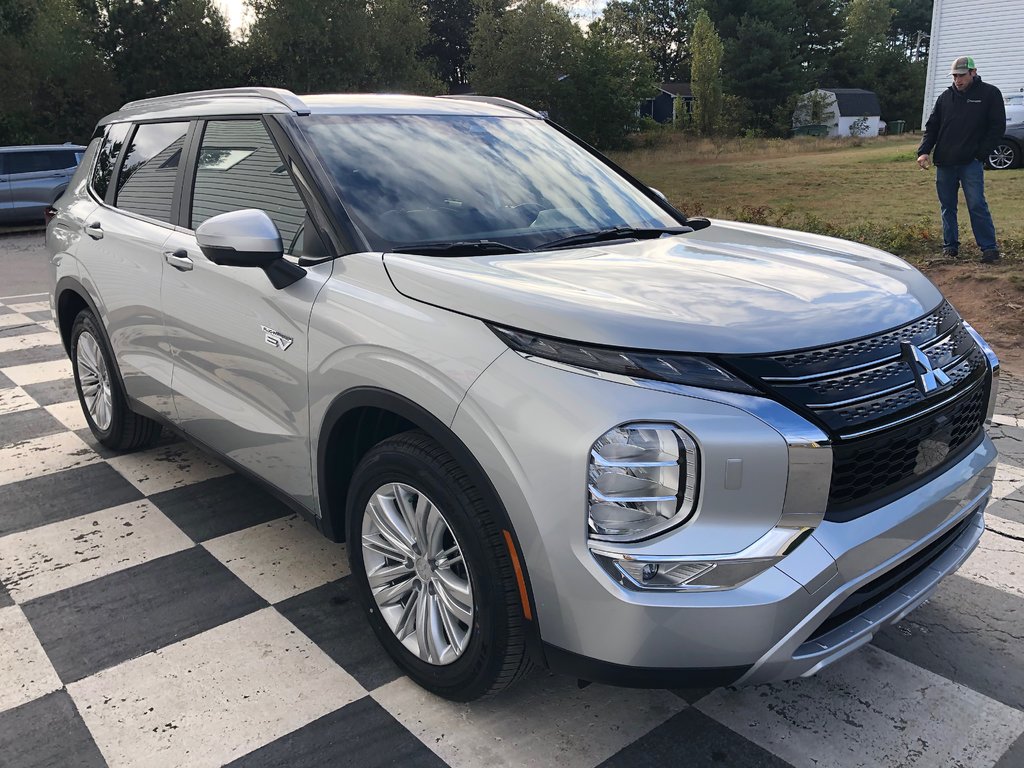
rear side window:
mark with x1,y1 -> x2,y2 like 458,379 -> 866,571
115,122 -> 189,223
190,119 -> 306,248
7,150 -> 67,174
91,123 -> 132,201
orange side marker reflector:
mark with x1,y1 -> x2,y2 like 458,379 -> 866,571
502,529 -> 533,621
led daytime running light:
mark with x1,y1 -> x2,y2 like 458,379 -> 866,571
489,325 -> 757,394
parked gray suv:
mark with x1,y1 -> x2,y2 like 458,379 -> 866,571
1,143 -> 85,223
47,88 -> 1000,701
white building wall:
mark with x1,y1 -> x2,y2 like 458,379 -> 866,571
923,0 -> 1024,129
837,116 -> 882,137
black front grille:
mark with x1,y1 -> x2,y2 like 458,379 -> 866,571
827,381 -> 988,519
719,301 -> 991,521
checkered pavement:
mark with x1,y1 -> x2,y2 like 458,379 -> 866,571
2,290 -> 1024,768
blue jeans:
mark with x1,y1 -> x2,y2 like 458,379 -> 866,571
935,160 -> 997,251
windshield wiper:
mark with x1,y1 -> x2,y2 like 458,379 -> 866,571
535,226 -> 692,251
389,240 -> 528,256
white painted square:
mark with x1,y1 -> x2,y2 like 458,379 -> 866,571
45,400 -> 89,432
7,301 -> 50,314
958,517 -> 1024,597
0,313 -> 32,330
373,673 -> 684,768
106,442 -> 231,495
0,431 -> 98,485
2,358 -> 73,386
0,500 -> 193,603
697,645 -> 1024,768
0,386 -> 36,415
991,414 -> 1022,428
68,607 -> 365,768
993,461 -> 1024,501
0,605 -> 63,712
0,331 -> 62,355
203,514 -> 349,604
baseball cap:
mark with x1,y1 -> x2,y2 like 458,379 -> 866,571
949,56 -> 976,74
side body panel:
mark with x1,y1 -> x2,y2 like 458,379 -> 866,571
161,230 -> 330,509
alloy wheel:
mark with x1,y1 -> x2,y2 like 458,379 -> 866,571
76,331 -> 113,431
989,143 -> 1016,170
361,482 -> 474,665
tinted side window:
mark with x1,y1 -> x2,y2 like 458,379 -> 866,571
190,120 -> 306,249
115,122 -> 189,223
7,151 -> 66,174
91,123 -> 132,200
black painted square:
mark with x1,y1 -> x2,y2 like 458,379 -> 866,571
225,697 -> 445,768
150,473 -> 291,542
0,690 -> 106,768
22,378 -> 77,406
599,706 -> 794,768
0,407 -> 64,445
0,344 -> 66,368
22,546 -> 268,683
275,577 -> 403,692
0,462 -> 144,537
874,574 -> 1024,710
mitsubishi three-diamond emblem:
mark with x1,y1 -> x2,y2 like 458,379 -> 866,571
900,342 -> 951,396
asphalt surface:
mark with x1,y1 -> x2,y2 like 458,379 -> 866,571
1,231 -> 1023,768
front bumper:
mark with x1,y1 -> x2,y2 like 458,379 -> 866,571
454,349 -> 997,686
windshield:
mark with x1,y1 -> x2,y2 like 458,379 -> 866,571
298,114 -> 681,252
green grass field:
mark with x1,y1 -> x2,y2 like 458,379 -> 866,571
608,134 -> 1023,264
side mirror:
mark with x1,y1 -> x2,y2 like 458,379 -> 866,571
196,209 -> 304,289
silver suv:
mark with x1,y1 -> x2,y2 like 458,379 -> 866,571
47,88 -> 1000,701
1,143 -> 85,223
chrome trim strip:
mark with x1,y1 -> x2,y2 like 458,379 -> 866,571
839,377 -> 984,440
963,321 -> 1000,421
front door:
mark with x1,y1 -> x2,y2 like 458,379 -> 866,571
161,118 -> 331,509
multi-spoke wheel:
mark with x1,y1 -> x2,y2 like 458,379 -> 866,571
70,310 -> 162,451
362,482 -> 474,665
987,141 -> 1020,170
347,430 -> 532,700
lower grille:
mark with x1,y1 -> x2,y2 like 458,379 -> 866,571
826,381 -> 988,520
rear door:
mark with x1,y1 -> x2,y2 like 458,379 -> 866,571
72,121 -> 191,420
161,117 -> 332,509
7,150 -> 69,220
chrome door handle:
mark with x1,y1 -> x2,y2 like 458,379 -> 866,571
163,249 -> 194,271
86,222 -> 103,240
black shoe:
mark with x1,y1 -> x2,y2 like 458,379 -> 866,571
942,247 -> 959,258
981,249 -> 1001,263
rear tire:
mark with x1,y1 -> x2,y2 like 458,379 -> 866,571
70,310 -> 162,451
346,430 -> 532,701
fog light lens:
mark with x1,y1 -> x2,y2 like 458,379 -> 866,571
617,559 -> 714,588
588,423 -> 699,541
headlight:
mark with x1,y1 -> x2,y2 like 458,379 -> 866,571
488,325 -> 758,394
588,423 -> 699,541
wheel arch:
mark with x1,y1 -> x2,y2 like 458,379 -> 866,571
54,277 -> 131,406
315,387 -> 543,654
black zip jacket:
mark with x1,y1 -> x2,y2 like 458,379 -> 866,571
917,76 -> 1006,166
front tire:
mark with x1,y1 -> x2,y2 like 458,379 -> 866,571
346,430 -> 532,700
70,310 -> 162,451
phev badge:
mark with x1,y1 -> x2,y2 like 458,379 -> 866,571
261,325 -> 294,351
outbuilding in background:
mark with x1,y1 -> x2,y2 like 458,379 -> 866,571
793,88 -> 882,137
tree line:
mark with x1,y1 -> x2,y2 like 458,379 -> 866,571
0,0 -> 931,149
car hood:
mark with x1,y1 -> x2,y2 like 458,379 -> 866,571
382,220 -> 943,354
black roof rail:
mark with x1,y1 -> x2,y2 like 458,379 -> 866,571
120,87 -> 310,116
435,94 -> 543,119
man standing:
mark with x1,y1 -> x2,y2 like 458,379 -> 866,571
917,56 -> 1006,263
